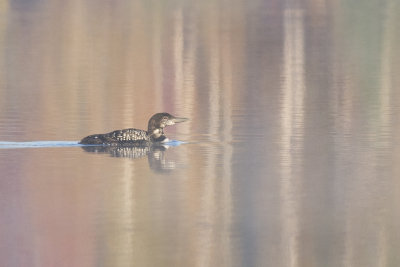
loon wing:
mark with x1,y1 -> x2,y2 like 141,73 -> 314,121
80,128 -> 149,145
107,128 -> 149,142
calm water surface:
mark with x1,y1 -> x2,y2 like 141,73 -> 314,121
1,0 -> 400,266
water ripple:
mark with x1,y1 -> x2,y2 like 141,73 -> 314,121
0,141 -> 81,149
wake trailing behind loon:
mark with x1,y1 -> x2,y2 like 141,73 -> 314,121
79,113 -> 188,146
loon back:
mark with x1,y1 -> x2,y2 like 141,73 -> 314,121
79,112 -> 188,146
80,128 -> 150,146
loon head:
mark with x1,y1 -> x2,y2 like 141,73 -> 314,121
147,113 -> 188,142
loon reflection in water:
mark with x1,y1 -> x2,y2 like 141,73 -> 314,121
81,145 -> 176,173
80,113 -> 188,146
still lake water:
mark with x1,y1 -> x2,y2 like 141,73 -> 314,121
1,0 -> 400,266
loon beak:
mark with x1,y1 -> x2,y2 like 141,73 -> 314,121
171,116 -> 188,124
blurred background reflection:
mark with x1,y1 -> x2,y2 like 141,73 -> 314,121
0,0 -> 400,266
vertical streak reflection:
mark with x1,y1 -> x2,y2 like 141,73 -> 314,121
379,1 -> 394,152
220,32 -> 233,267
208,14 -> 221,140
280,7 -> 305,267
119,162 -> 135,265
152,5 -> 163,110
373,2 -> 395,265
196,6 -> 221,266
182,9 -> 196,133
0,0 -> 8,106
173,8 -> 184,111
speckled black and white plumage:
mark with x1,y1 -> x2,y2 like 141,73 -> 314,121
79,113 -> 188,146
79,128 -> 150,146
82,144 -> 151,158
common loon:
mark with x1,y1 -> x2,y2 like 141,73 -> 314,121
79,113 -> 188,146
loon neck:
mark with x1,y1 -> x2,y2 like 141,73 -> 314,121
151,134 -> 167,143
148,127 -> 166,142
